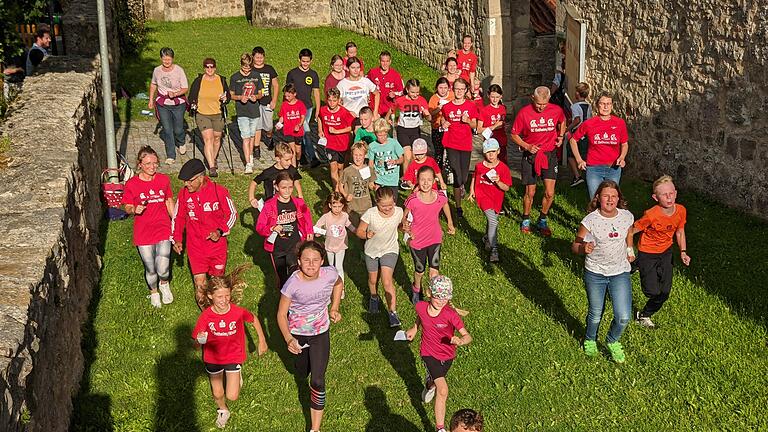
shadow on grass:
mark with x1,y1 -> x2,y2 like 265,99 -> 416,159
363,386 -> 421,432
154,324 -> 204,432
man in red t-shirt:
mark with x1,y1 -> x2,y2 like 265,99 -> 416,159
456,35 -> 478,83
510,86 -> 566,236
367,51 -> 404,118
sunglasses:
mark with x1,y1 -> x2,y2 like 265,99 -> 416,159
204,65 -> 215,69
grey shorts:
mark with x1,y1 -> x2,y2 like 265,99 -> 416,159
255,104 -> 274,131
364,252 -> 398,272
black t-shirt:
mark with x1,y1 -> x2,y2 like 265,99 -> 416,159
286,67 -> 320,108
28,49 -> 45,68
253,165 -> 302,200
253,64 -> 278,106
274,199 -> 300,257
230,70 -> 264,118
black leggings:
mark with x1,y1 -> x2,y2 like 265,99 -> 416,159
446,148 -> 471,188
431,129 -> 452,177
271,252 -> 297,289
295,331 -> 330,410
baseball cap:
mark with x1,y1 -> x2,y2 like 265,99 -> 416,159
178,159 -> 206,180
412,138 -> 428,155
430,275 -> 453,300
483,138 -> 500,153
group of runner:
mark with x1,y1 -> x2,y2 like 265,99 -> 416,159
130,36 -> 691,431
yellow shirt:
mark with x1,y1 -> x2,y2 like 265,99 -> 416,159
198,77 -> 223,116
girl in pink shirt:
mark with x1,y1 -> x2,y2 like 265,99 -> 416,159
403,166 -> 455,304
313,192 -> 355,298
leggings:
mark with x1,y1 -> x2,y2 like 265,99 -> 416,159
327,249 -> 346,281
137,240 -> 171,290
431,129 -> 452,178
637,249 -> 674,317
271,252 -> 297,289
294,331 -> 330,410
484,209 -> 499,250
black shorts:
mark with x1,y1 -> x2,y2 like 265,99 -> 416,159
396,126 -> 421,148
327,148 -> 346,164
446,148 -> 471,188
521,150 -> 558,185
281,133 -> 299,144
423,356 -> 453,380
568,136 -> 589,160
204,362 -> 242,375
409,243 -> 441,273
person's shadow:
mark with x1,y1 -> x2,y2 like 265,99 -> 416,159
363,386 -> 422,432
154,324 -> 204,432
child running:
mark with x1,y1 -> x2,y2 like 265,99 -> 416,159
318,87 -> 355,191
477,84 -> 508,164
276,83 -> 307,166
248,143 -> 303,208
367,118 -> 404,204
571,180 -> 635,363
631,175 -> 690,328
468,138 -> 512,263
441,78 -> 478,219
339,141 -> 376,227
428,77 -> 454,182
314,192 -> 355,297
390,78 -> 431,177
277,240 -> 344,432
406,275 -> 472,432
256,171 -> 314,289
356,187 -> 405,327
402,138 -> 447,190
193,264 -> 268,429
353,106 -> 377,144
403,166 -> 455,304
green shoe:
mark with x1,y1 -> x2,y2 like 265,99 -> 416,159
583,340 -> 598,357
607,341 -> 626,363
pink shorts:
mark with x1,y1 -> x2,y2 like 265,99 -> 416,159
189,251 -> 227,276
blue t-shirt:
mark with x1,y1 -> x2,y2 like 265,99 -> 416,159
367,138 -> 404,187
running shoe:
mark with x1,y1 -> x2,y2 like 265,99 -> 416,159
537,218 -> 552,237
520,219 -> 532,234
165,158 -> 175,165
635,311 -> 656,329
148,292 -> 162,308
178,144 -> 187,155
606,341 -> 626,364
489,248 -> 499,263
368,296 -> 380,314
583,340 -> 598,357
215,409 -> 230,428
244,162 -> 253,174
570,177 -> 584,187
400,180 -> 413,190
209,167 -> 218,178
437,428 -> 447,432
389,311 -> 402,328
159,281 -> 174,304
456,207 -> 464,219
421,381 -> 436,403
482,235 -> 491,251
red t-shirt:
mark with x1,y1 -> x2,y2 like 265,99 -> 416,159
319,105 -> 354,151
456,50 -> 477,82
192,304 -> 255,365
441,100 -> 479,151
480,104 -> 507,145
473,161 -> 512,213
367,67 -> 404,115
416,301 -> 465,361
510,103 -> 565,150
122,173 -> 173,246
279,100 -> 307,137
393,95 -> 429,129
403,156 -> 440,189
342,56 -> 365,77
572,115 -> 629,166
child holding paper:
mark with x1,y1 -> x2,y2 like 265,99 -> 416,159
314,192 -> 354,298
276,83 -> 307,166
318,87 -> 355,191
249,143 -> 303,209
339,141 -> 376,227
368,118 -> 404,204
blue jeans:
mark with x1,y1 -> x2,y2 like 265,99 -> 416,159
586,165 -> 622,200
157,103 -> 187,159
583,270 -> 632,343
302,106 -> 316,162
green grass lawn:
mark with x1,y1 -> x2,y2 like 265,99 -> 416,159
75,17 -> 768,431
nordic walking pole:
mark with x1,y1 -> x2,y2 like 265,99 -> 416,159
222,103 -> 235,174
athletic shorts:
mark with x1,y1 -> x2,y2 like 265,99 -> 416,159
409,243 -> 441,273
196,113 -> 225,133
204,362 -> 242,375
396,126 -> 420,148
189,250 -> 227,276
327,148 -> 346,164
365,252 -> 398,272
446,148 -> 471,188
281,133 -> 302,144
237,116 -> 259,138
255,104 -> 274,131
521,151 -> 558,185
423,356 -> 453,380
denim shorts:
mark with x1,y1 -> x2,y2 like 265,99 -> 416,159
237,116 -> 260,138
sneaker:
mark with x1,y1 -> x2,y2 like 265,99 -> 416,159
456,207 -> 464,219
400,180 -> 413,190
368,296 -> 380,314
635,311 -> 656,328
209,167 -> 218,178
489,248 -> 499,263
215,409 -> 230,428
537,218 -> 552,237
244,162 -> 254,174
165,158 -> 175,165
148,292 -> 162,308
158,281 -> 173,304
482,235 -> 491,251
520,219 -> 532,234
388,311 -> 402,328
249,154 -> 254,165
411,288 -> 420,305
341,288 -> 346,300
446,172 -> 454,185
583,339 -> 598,357
178,144 -> 187,155
421,382 -> 436,403
570,176 -> 584,187
606,341 -> 626,363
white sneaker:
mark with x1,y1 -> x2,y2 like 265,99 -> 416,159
159,281 -> 173,304
165,158 -> 175,165
249,154 -> 254,165
215,409 -> 230,428
421,382 -> 436,403
244,162 -> 253,174
178,144 -> 187,155
148,292 -> 162,308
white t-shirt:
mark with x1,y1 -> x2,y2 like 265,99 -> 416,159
337,77 -> 378,116
570,101 -> 592,122
360,206 -> 403,258
580,208 -> 634,276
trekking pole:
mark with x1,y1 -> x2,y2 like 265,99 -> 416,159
190,110 -> 198,161
221,103 -> 235,174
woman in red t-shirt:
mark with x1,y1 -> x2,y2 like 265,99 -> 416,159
442,57 -> 461,89
122,146 -> 176,308
193,265 -> 268,429
276,83 -> 307,167
440,78 -> 478,219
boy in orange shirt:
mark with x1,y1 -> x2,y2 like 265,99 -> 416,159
631,175 -> 691,328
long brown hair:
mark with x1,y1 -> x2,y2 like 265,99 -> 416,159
200,264 -> 250,308
586,180 -> 628,213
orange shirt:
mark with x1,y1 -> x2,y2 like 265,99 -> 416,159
428,91 -> 454,129
634,204 -> 687,254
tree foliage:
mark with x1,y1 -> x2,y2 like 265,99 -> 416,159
0,0 -> 48,63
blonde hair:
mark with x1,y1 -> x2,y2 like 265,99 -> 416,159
575,82 -> 590,99
274,142 -> 293,158
652,175 -> 675,193
350,140 -> 369,154
200,264 -> 250,308
373,118 -> 391,134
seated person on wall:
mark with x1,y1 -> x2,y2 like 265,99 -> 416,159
26,26 -> 52,76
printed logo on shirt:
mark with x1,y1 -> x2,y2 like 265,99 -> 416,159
305,76 -> 313,86
592,132 -> 619,146
286,109 -> 302,120
435,323 -> 448,329
447,109 -> 467,122
528,116 -> 556,133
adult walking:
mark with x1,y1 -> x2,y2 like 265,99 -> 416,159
510,86 -> 566,237
149,47 -> 189,165
189,58 -> 230,177
569,91 -> 629,200
252,46 -> 280,150
230,53 -> 265,174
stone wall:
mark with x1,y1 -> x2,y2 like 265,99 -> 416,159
252,0 -> 330,27
0,56 -> 105,432
143,0 -> 245,21
563,0 -> 768,216
331,0 -> 487,74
